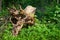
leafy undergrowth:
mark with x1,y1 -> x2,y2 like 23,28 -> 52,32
0,18 -> 60,40
0,5 -> 60,40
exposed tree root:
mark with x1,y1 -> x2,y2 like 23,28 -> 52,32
8,5 -> 36,36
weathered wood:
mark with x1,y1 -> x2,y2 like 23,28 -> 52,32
8,5 -> 36,36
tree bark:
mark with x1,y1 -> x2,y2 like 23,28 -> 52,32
0,0 -> 2,11
57,0 -> 59,4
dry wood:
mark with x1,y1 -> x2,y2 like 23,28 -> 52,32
8,5 -> 36,36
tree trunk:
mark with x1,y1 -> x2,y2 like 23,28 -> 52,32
57,0 -> 59,4
0,0 -> 2,11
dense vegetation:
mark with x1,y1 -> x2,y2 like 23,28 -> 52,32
0,0 -> 60,40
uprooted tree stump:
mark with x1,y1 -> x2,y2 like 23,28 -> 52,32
8,5 -> 36,36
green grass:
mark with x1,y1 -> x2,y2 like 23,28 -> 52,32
0,18 -> 60,40
0,4 -> 60,40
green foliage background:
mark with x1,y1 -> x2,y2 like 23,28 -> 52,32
0,0 -> 60,40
